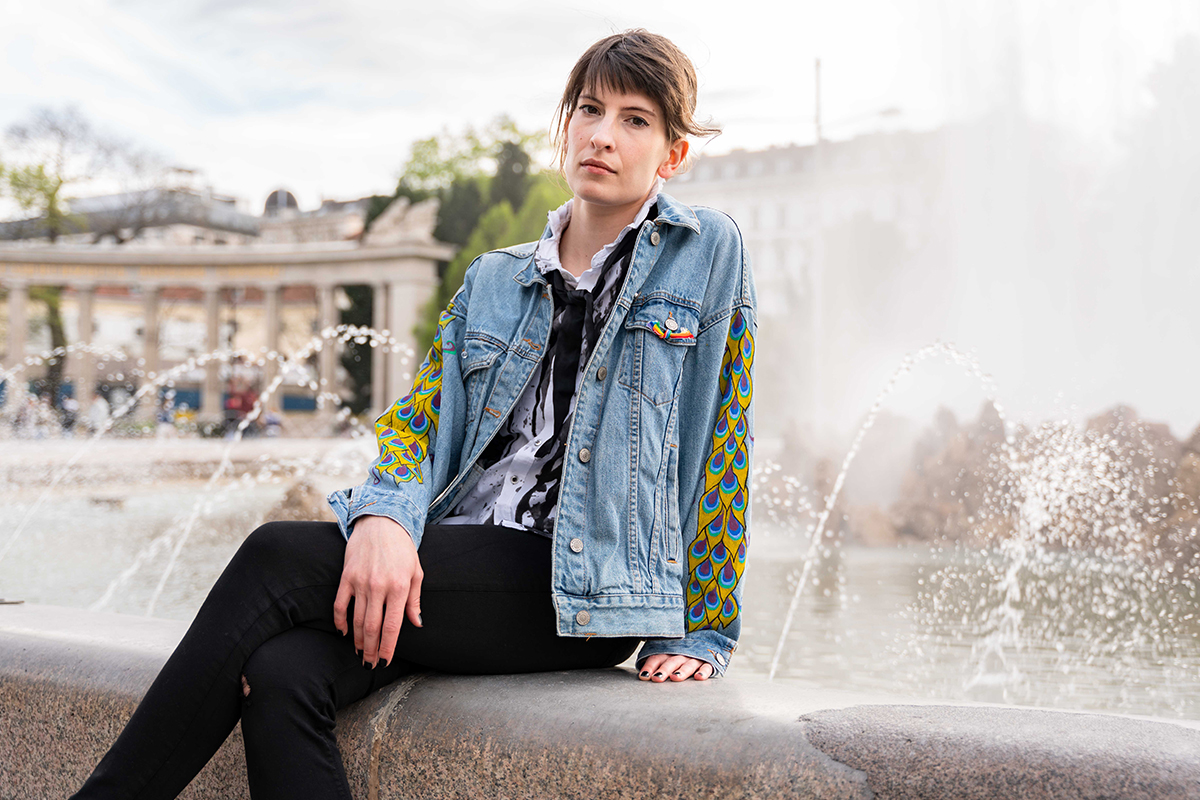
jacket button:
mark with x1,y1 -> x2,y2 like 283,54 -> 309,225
575,610 -> 591,625
578,447 -> 591,463
569,537 -> 584,553
650,230 -> 660,246
596,366 -> 607,381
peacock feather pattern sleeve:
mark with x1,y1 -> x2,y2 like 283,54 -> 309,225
687,308 -> 753,631
372,301 -> 456,484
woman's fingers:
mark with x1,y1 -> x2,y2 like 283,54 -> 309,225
351,579 -> 368,655
638,655 -> 715,682
377,588 -> 409,667
649,655 -> 688,682
638,654 -> 667,680
333,579 -> 352,637
361,585 -> 387,666
405,565 -> 424,629
669,658 -> 702,681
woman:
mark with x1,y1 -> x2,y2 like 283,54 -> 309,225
73,28 -> 755,800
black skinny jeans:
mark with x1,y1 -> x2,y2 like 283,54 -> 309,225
72,521 -> 639,800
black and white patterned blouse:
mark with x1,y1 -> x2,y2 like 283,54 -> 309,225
441,185 -> 663,534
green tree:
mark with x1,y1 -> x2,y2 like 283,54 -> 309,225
3,106 -> 107,241
432,176 -> 487,247
414,201 -> 517,350
339,285 -> 375,415
2,106 -> 166,407
489,140 -> 531,211
26,286 -> 67,404
413,174 -> 571,353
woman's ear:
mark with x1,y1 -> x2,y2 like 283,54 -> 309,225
658,138 -> 689,179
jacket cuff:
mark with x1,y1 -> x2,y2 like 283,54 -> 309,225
326,483 -> 427,547
635,628 -> 737,677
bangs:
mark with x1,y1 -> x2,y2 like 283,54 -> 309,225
577,48 -> 664,110
552,29 -> 719,173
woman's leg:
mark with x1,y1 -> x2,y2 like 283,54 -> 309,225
399,524 -> 639,673
72,520 -> 352,800
236,524 -> 638,799
239,626 -> 411,800
75,522 -> 638,800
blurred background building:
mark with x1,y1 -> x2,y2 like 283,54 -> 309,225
0,181 -> 452,425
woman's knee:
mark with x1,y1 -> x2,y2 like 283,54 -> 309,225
241,631 -> 329,707
235,521 -> 295,568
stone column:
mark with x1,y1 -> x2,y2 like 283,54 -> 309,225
201,287 -> 222,421
371,282 -> 388,418
317,284 -> 337,413
4,281 -> 29,410
137,284 -> 161,421
73,284 -> 96,403
385,263 -> 437,404
263,284 -> 282,412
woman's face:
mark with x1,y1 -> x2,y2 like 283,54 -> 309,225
563,84 -> 688,213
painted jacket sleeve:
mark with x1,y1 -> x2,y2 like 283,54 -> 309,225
638,302 -> 756,677
330,286 -> 468,548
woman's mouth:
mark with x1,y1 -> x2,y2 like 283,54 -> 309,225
582,159 -> 615,175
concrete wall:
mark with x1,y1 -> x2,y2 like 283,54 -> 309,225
2,604 -> 1199,799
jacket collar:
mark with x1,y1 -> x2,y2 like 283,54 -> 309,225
512,190 -> 700,286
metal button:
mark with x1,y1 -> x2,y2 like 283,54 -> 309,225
596,366 -> 607,381
665,317 -> 679,331
650,230 -> 660,246
578,447 -> 591,463
510,474 -> 519,484
569,537 -> 584,553
575,610 -> 591,626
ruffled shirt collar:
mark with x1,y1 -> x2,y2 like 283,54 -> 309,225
535,177 -> 664,292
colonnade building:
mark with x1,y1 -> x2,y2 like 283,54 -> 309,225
0,188 -> 453,423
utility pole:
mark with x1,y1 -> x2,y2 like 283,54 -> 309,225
810,57 -> 826,435
814,58 -> 823,143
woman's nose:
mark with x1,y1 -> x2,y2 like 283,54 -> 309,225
590,116 -> 616,150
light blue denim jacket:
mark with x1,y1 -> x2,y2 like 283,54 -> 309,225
327,192 -> 756,676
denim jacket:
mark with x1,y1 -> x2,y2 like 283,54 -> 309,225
327,192 -> 756,676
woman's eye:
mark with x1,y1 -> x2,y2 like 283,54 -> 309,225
580,104 -> 600,115
629,116 -> 649,128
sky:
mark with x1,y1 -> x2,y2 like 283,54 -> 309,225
3,0 -> 1196,212
3,0 -> 1199,441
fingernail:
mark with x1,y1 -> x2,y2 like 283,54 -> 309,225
382,658 -> 390,668
417,613 -> 423,627
653,672 -> 663,678
672,671 -> 681,676
639,670 -> 649,677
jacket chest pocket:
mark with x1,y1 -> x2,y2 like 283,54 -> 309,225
618,298 -> 699,407
460,333 -> 506,413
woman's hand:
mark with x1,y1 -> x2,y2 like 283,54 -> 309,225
637,654 -> 714,682
333,515 -> 423,668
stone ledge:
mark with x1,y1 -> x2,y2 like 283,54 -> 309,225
2,604 -> 1199,799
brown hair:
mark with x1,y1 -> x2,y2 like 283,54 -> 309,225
552,29 -> 721,172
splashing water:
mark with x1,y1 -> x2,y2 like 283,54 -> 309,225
1,323 -> 413,617
767,341 -> 1019,680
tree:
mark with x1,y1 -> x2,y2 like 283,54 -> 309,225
413,174 -> 571,352
3,106 -> 105,241
3,105 -> 168,243
489,140 -> 531,211
339,285 -> 375,415
1,106 -> 168,407
432,176 -> 487,247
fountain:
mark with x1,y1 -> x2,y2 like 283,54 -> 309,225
2,332 -> 1199,720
